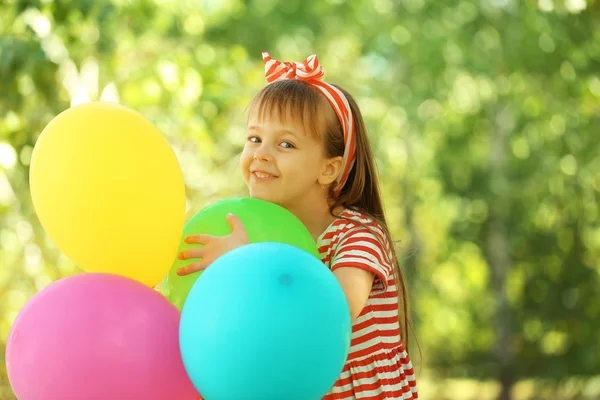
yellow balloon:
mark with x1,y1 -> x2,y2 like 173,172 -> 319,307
29,102 -> 186,287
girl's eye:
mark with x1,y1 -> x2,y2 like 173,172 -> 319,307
280,141 -> 295,149
248,136 -> 260,143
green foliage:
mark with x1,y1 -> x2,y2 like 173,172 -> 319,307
1,0 -> 599,399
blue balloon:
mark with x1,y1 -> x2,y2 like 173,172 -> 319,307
179,242 -> 352,400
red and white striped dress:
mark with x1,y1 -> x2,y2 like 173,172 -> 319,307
318,209 -> 418,400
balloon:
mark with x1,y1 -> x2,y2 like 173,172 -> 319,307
179,242 -> 351,400
162,197 -> 320,309
29,101 -> 185,287
6,273 -> 198,400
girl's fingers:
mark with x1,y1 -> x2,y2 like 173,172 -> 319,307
184,234 -> 213,244
178,247 -> 204,260
176,261 -> 207,276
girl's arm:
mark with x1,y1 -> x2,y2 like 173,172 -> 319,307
329,225 -> 393,321
333,267 -> 375,321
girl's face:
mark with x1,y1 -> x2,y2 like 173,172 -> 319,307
239,110 -> 333,210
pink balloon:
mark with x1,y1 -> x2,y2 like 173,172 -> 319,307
6,273 -> 199,400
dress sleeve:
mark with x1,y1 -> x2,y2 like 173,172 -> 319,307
330,225 -> 394,294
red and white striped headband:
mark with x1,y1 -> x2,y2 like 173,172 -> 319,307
262,51 -> 356,196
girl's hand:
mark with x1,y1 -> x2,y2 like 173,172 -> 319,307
176,213 -> 249,276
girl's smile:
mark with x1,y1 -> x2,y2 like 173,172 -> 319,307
250,170 -> 279,180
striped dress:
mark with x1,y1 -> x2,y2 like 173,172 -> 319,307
319,209 -> 418,400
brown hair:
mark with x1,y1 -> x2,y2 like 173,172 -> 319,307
247,79 -> 418,357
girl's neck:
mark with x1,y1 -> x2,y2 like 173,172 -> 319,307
286,198 -> 344,242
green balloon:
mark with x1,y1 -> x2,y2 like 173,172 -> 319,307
161,197 -> 320,310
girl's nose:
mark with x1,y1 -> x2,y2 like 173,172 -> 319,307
253,143 -> 273,162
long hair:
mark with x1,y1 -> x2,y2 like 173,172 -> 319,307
247,79 -> 418,356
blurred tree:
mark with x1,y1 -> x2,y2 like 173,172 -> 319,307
1,0 -> 599,399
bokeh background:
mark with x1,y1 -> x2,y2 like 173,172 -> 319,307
2,0 -> 599,399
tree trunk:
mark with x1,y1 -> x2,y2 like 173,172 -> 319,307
487,106 -> 514,400
488,213 -> 514,400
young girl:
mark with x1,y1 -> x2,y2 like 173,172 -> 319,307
177,52 -> 419,399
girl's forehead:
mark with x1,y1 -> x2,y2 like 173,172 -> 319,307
247,109 -> 306,132
247,94 -> 327,141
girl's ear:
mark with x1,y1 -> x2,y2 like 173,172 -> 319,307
318,156 -> 343,186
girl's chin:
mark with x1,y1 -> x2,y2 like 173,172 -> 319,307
248,192 -> 284,206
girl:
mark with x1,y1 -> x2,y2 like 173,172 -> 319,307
177,52 -> 419,399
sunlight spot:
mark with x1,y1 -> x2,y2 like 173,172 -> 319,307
391,25 -> 411,45
589,77 -> 600,98
25,243 -> 43,275
560,154 -> 577,176
80,57 -> 99,99
0,143 -> 17,169
70,84 -> 90,107
0,173 -> 16,206
538,0 -> 554,11
511,136 -> 530,159
23,8 -> 51,37
157,61 -> 180,91
15,221 -> 33,243
541,331 -> 568,355
100,82 -> 120,103
560,61 -> 576,81
565,0 -> 586,13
